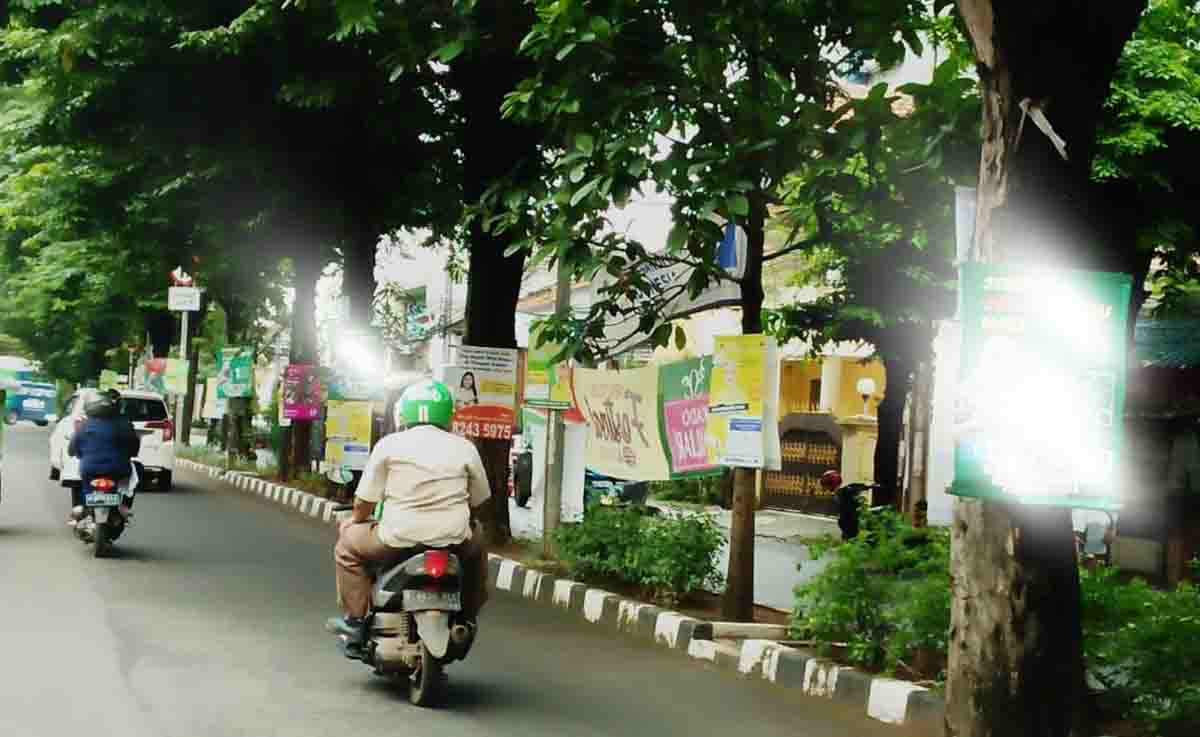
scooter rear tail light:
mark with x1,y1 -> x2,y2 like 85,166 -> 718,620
425,550 -> 449,578
92,478 -> 115,491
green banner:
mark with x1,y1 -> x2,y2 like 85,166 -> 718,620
949,263 -> 1132,510
658,357 -> 721,478
216,347 -> 254,399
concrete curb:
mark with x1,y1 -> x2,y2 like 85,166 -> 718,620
178,458 -> 942,733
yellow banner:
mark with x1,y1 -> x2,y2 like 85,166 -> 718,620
708,335 -> 779,468
572,365 -> 671,482
325,400 -> 373,471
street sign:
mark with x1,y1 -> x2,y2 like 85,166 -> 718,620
168,286 -> 201,312
949,263 -> 1133,510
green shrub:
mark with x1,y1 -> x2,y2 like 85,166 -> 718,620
791,505 -> 950,675
554,507 -> 644,581
1082,565 -> 1200,733
631,512 -> 725,606
554,507 -> 725,606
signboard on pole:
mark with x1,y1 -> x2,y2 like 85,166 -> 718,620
524,322 -> 573,410
168,286 -> 202,312
707,335 -> 781,469
573,365 -> 672,481
659,357 -> 720,476
282,364 -> 322,421
949,263 -> 1132,510
138,359 -> 168,395
325,400 -> 373,472
164,359 -> 190,395
216,348 -> 254,399
443,346 -> 518,440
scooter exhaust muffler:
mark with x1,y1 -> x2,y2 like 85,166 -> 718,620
450,623 -> 472,644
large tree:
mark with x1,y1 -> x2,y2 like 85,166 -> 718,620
508,0 -> 929,619
946,2 -> 1147,737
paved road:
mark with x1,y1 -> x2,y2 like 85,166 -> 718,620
1,425 -> 912,737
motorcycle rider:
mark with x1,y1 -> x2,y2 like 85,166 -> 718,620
67,389 -> 140,524
327,379 -> 491,646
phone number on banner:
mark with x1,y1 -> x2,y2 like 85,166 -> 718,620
452,421 -> 513,440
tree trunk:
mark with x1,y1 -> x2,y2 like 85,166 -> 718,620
452,12 -> 541,546
180,342 -> 200,447
947,4 -> 1145,736
873,353 -> 914,509
342,225 -> 378,332
722,188 -> 767,622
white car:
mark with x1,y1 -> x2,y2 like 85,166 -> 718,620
49,388 -> 176,491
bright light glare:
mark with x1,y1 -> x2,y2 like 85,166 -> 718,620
337,336 -> 379,377
956,334 -> 1111,498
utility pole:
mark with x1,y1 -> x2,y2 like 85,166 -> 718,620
543,259 -> 570,558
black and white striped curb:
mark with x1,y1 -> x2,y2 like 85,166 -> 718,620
482,555 -> 943,733
179,458 -> 943,734
177,459 -> 351,526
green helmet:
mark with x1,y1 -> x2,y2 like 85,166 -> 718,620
400,379 -> 454,429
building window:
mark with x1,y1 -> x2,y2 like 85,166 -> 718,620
809,378 -> 822,412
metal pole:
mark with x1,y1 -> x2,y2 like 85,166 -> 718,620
543,258 -> 570,557
176,310 -> 189,430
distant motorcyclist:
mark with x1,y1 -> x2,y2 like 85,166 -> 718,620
67,389 -> 140,524
327,379 -> 491,645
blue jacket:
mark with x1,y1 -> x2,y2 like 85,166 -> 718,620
69,416 -> 140,479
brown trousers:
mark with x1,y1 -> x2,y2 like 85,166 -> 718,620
335,522 -> 488,619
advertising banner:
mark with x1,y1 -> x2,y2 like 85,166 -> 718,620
949,263 -> 1132,510
216,348 -> 254,399
202,377 -> 225,420
707,335 -> 781,469
164,359 -> 189,395
282,364 -> 322,421
138,359 -> 168,395
658,357 -> 719,475
325,400 -> 373,472
444,346 -> 518,440
524,321 -> 573,410
572,365 -> 671,482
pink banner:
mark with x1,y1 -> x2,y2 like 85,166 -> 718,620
283,364 -> 322,421
663,397 -> 713,473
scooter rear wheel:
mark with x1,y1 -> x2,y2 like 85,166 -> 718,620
93,522 -> 111,559
408,643 -> 445,707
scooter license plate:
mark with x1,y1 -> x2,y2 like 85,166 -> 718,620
84,492 -> 122,507
402,590 -> 462,611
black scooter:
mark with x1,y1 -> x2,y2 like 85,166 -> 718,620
328,505 -> 477,708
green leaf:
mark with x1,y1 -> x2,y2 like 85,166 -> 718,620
674,325 -> 687,351
556,43 -> 578,62
570,164 -> 587,184
570,177 -> 602,207
651,323 -> 673,347
576,133 -> 595,156
432,40 -> 465,63
727,194 -> 749,217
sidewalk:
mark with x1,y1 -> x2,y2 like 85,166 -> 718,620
508,497 -> 838,612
